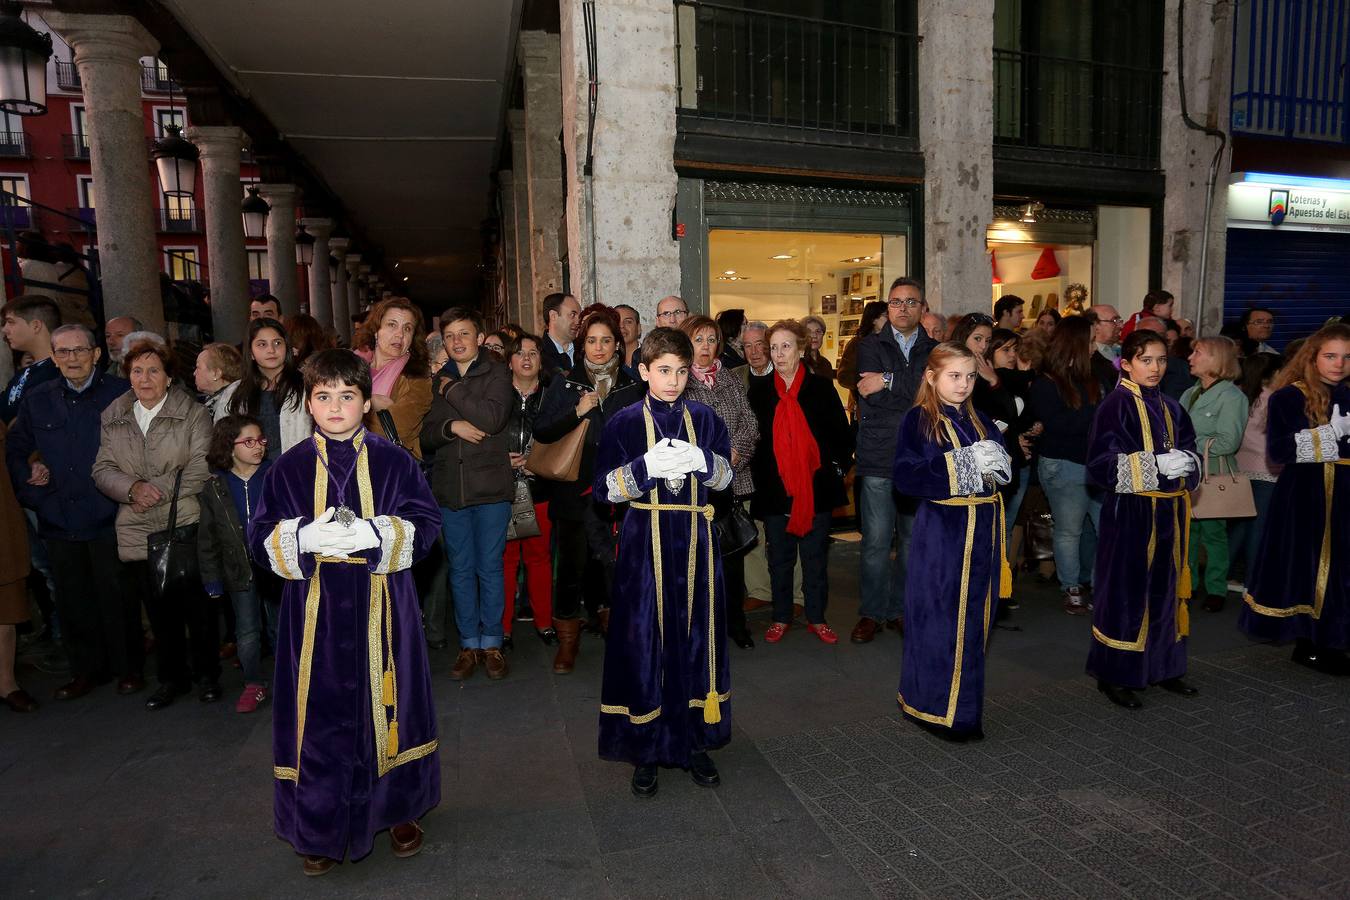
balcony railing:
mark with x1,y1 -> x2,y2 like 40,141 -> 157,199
993,48 -> 1162,169
141,63 -> 178,94
67,207 -> 96,232
55,60 -> 81,91
674,1 -> 917,148
158,207 -> 201,234
0,131 -> 28,158
62,133 -> 91,160
0,203 -> 34,230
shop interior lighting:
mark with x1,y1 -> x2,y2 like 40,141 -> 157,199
1234,171 -> 1350,192
839,255 -> 874,263
770,254 -> 794,260
1019,201 -> 1044,223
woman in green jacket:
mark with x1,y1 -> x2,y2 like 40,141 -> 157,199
1181,336 -> 1249,612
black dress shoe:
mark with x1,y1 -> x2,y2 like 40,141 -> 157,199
1098,680 -> 1143,710
1292,642 -> 1350,676
631,764 -> 658,798
1156,677 -> 1199,696
199,682 -> 224,703
502,635 -> 514,652
536,628 -> 558,646
909,716 -> 973,743
145,682 -> 190,711
426,637 -> 449,651
689,751 -> 720,788
730,631 -> 755,650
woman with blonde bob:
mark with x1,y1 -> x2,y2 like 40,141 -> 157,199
353,296 -> 432,458
892,342 -> 1012,741
1180,336 -> 1248,611
1240,324 -> 1350,675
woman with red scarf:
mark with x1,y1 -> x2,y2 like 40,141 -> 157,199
747,320 -> 854,645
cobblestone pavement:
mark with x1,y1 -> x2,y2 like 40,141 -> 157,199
3,541 -> 1347,897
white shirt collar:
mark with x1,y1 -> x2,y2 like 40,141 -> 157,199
133,393 -> 168,434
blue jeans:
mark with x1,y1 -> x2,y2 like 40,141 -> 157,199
1228,479 -> 1276,582
763,512 -> 832,625
229,583 -> 277,686
1037,457 -> 1102,590
1005,474 -> 1030,535
441,502 -> 511,650
858,476 -> 914,621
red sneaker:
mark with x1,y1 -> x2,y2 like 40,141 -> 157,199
235,683 -> 268,713
764,622 -> 789,643
806,623 -> 839,645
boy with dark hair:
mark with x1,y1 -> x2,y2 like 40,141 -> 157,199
1,295 -> 62,423
592,326 -> 735,797
993,294 -> 1025,330
248,348 -> 443,876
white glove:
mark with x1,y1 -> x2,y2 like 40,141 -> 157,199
1155,449 -> 1195,479
299,508 -> 359,555
1330,404 -> 1350,440
665,438 -> 708,474
970,440 -> 1007,474
347,518 -> 380,553
643,440 -> 685,479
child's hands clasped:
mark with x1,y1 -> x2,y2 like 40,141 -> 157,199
299,507 -> 381,556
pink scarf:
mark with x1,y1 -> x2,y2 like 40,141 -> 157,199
691,357 -> 721,388
356,347 -> 409,397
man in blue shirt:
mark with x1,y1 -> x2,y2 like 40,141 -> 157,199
850,277 -> 938,644
1,295 -> 62,425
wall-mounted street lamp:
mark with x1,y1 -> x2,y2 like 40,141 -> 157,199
0,2 -> 51,116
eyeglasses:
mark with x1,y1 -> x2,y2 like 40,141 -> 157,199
53,346 -> 94,358
234,437 -> 269,448
655,309 -> 687,321
888,298 -> 923,309
1249,318 -> 1274,326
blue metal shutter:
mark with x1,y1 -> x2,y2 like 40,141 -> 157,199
1223,227 -> 1350,349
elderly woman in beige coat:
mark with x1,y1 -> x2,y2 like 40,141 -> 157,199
93,340 -> 216,711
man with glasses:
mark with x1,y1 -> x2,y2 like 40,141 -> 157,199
849,277 -> 939,644
1087,304 -> 1124,390
654,295 -> 688,328
1242,307 -> 1276,354
7,324 -> 140,701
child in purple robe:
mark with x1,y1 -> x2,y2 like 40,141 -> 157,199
1085,330 -> 1203,710
593,327 -> 734,798
249,349 -> 442,876
893,342 -> 1013,742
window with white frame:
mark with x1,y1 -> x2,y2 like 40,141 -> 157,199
163,246 -> 199,281
0,174 -> 30,205
153,107 -> 186,137
77,175 -> 94,209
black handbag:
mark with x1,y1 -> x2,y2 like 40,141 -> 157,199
377,408 -> 405,449
146,468 -> 201,598
714,499 -> 759,557
505,477 -> 541,541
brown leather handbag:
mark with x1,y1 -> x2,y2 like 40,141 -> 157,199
1190,439 -> 1256,519
524,419 -> 589,482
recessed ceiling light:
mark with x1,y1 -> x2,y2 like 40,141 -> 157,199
402,276 -> 409,281
394,262 -> 400,268
722,269 -> 736,275
770,254 -> 794,260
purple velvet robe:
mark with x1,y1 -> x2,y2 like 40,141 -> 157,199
593,396 -> 734,767
1085,380 -> 1201,689
892,403 -> 1010,736
248,430 -> 442,861
1240,382 -> 1350,649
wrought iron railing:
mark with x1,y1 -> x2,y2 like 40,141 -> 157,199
673,1 -> 917,146
1231,0 -> 1349,144
1,190 -> 103,323
62,133 -> 91,160
158,207 -> 201,233
67,206 -> 96,231
0,130 -> 28,157
993,47 -> 1162,168
55,60 -> 81,91
141,63 -> 178,94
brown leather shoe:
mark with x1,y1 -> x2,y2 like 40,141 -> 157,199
482,647 -> 509,680
850,617 -> 881,644
390,821 -> 423,858
302,855 -> 336,876
54,675 -> 97,701
116,674 -> 146,695
4,688 -> 38,712
886,617 -> 905,635
449,649 -> 477,681
553,618 -> 582,674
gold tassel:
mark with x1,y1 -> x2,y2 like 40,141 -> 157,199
1178,599 -> 1190,637
999,559 -> 1013,599
387,720 -> 399,758
702,690 -> 721,725
1178,563 -> 1192,600
382,669 -> 394,707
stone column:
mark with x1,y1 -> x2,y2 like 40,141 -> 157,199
559,1 -> 680,324
1160,0 -> 1234,336
497,170 -> 522,325
917,0 -> 994,314
508,111 -> 537,328
519,31 -> 565,307
358,264 -> 372,316
185,125 -> 249,344
344,254 -> 363,342
328,237 -> 349,342
300,218 -> 334,330
45,12 -> 163,333
257,184 -> 301,316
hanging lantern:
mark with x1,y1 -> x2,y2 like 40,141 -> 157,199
151,124 -> 199,199
294,224 -> 315,266
0,3 -> 51,116
242,186 -> 269,239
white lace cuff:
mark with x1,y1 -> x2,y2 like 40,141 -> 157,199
945,447 -> 984,495
1116,452 -> 1159,493
604,464 -> 641,502
1294,424 -> 1338,463
265,518 -> 304,580
371,515 -> 415,575
705,453 -> 733,491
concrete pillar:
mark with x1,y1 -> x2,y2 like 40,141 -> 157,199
257,184 -> 301,316
328,238 -> 349,343
185,125 -> 249,344
519,31 -> 565,307
497,170 -> 522,325
300,218 -> 333,330
917,0 -> 994,314
508,111 -> 536,327
559,1 -> 680,324
344,254 -> 362,343
45,12 -> 163,333
1160,0 -> 1234,336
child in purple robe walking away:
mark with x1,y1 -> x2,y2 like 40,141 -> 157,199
249,349 -> 442,876
593,327 -> 734,798
893,342 -> 1013,742
1085,330 -> 1203,710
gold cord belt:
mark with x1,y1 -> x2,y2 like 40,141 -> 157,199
933,491 -> 1013,599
